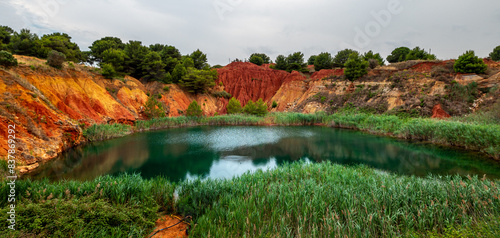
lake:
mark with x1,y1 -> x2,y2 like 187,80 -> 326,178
27,126 -> 500,181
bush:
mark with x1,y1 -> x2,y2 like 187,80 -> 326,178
454,50 -> 487,74
368,59 -> 379,69
243,100 -> 257,115
143,96 -> 166,119
179,68 -> 217,94
212,90 -> 232,99
227,97 -> 242,114
242,99 -> 267,116
313,52 -> 333,71
344,52 -> 368,81
272,101 -> 278,108
47,50 -> 66,68
0,50 -> 17,67
386,47 -> 410,63
333,49 -> 358,68
101,63 -> 116,79
163,86 -> 170,92
186,100 -> 203,117
249,55 -> 264,66
489,45 -> 500,61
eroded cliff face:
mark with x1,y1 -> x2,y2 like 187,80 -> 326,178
1,56 -> 499,172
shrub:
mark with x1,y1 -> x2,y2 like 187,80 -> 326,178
368,59 -> 379,69
386,46 -> 410,63
143,96 -> 166,119
333,49 -> 358,68
249,55 -> 264,66
272,101 -> 278,108
47,50 -> 66,68
243,100 -> 257,114
227,97 -> 242,114
344,52 -> 368,81
212,90 -> 232,99
254,98 -> 268,116
489,45 -> 500,61
0,50 -> 17,67
186,100 -> 203,117
454,50 -> 487,74
101,63 -> 116,79
163,86 -> 170,92
313,52 -> 333,71
179,68 -> 217,94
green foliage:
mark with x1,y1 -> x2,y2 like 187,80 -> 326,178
186,100 -> 203,117
454,50 -> 487,74
143,96 -> 166,119
272,101 -> 278,108
0,50 -> 18,67
179,68 -> 217,94
249,55 -> 264,66
446,81 -> 479,104
344,52 -> 368,81
243,99 -> 267,116
243,100 -> 257,115
363,50 -> 385,66
307,55 -> 317,65
313,52 -> 333,71
0,174 -> 175,237
38,32 -> 84,62
101,48 -> 127,73
123,40 -> 150,78
250,53 -> 270,64
163,86 -> 170,92
89,37 -> 125,64
171,63 -> 187,83
386,46 -> 410,63
286,52 -> 307,72
0,26 -> 14,50
47,50 -> 66,69
83,124 -> 132,141
9,28 -> 40,57
160,45 -> 182,73
490,45 -> 500,61
227,97 -> 242,114
212,90 -> 232,99
274,55 -> 288,70
101,63 -> 116,79
405,46 -> 436,60
140,51 -> 166,82
190,49 -> 209,69
254,98 -> 268,116
333,49 -> 358,68
179,162 -> 500,237
273,112 -> 327,125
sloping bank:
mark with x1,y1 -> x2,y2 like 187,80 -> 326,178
1,162 -> 499,237
83,112 -> 500,160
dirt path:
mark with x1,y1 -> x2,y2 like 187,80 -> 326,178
148,215 -> 189,238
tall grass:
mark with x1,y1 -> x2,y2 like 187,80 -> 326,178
178,162 -> 500,237
1,163 -> 499,237
325,112 -> 500,158
83,124 -> 132,142
272,112 -> 328,125
0,174 -> 176,237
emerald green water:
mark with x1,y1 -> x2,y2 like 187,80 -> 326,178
27,126 -> 500,181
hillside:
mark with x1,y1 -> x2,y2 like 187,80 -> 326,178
0,55 -> 499,173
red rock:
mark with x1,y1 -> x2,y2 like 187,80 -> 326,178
431,104 -> 451,119
216,62 -> 290,106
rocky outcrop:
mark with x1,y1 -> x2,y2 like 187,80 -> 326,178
431,104 -> 451,119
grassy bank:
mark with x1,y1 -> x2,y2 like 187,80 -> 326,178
1,162 -> 499,237
326,112 -> 500,159
83,111 -> 500,158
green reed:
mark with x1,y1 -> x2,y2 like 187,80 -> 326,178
83,123 -> 132,142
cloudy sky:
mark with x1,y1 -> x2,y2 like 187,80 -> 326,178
1,0 -> 499,65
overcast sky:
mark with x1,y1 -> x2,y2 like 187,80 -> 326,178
1,0 -> 499,65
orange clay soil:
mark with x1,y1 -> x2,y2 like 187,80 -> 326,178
148,215 -> 189,238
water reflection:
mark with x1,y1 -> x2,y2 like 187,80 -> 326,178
27,126 -> 500,182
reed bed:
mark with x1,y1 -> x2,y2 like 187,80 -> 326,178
0,174 -> 175,237
272,112 -> 328,125
179,162 -> 500,237
325,112 -> 500,158
82,123 -> 132,142
1,163 -> 499,237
